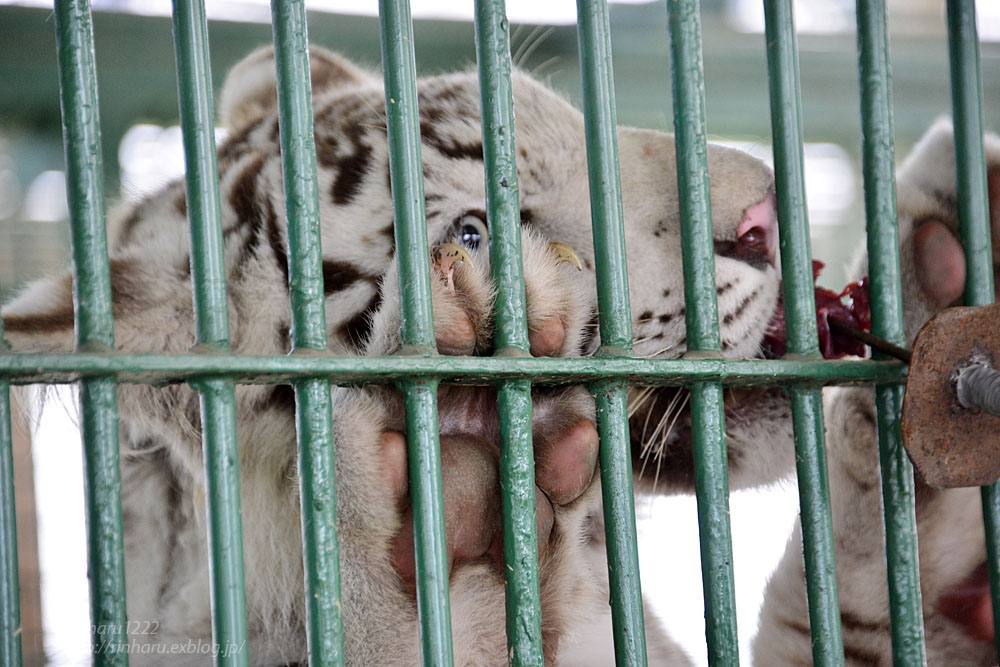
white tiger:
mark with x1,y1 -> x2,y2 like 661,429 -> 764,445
1,45 -> 992,665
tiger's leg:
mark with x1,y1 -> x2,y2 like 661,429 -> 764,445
754,122 -> 1000,666
334,229 -> 611,665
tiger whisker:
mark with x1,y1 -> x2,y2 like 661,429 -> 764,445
529,55 -> 561,79
637,398 -> 658,481
514,25 -> 554,69
634,344 -> 678,359
648,392 -> 690,496
643,389 -> 683,458
627,386 -> 654,418
646,389 -> 689,464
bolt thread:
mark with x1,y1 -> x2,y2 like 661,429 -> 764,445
956,363 -> 1000,417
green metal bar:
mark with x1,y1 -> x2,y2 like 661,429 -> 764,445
0,370 -> 17,667
495,381 -> 543,665
0,314 -> 19,666
170,1 -> 248,664
400,379 -> 452,666
856,2 -> 928,664
947,0 -> 995,309
875,384 -> 926,665
379,0 -> 436,354
666,1 -> 738,663
172,0 -> 232,346
592,379 -> 645,666
474,0 -> 530,355
762,0 -> 818,358
762,1 -> 844,663
667,0 -> 720,354
0,353 -> 909,386
193,378 -> 247,666
788,389 -> 843,666
270,1 -> 344,664
379,2 -> 454,665
577,0 -> 633,355
856,0 -> 906,347
577,3 -> 646,664
472,2 -> 543,664
52,2 -> 128,663
946,0 -> 1000,658
686,381 -> 736,663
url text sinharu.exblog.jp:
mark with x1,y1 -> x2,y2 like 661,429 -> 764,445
94,638 -> 247,659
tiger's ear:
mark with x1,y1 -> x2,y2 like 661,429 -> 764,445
218,45 -> 375,130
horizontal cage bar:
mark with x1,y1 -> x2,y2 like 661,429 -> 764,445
0,354 -> 908,386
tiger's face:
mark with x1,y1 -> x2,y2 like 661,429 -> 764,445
334,66 -> 790,494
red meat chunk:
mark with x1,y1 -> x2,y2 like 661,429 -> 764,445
762,261 -> 871,360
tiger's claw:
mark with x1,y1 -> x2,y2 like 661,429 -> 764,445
548,242 -> 583,271
431,243 -> 474,290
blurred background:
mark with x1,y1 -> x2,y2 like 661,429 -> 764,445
0,0 -> 997,664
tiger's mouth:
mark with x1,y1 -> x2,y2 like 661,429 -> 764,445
629,261 -> 872,477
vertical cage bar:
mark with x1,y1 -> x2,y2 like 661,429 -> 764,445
0,324 -> 20,667
400,379 -> 451,666
52,2 -> 129,663
947,0 -> 995,308
787,389 -> 843,666
474,0 -> 530,355
666,1 -> 739,663
577,2 -> 647,665
379,2 -> 454,665
473,2 -> 544,664
761,0 -> 845,663
856,2 -> 928,664
946,0 -> 1000,657
171,1 -> 248,663
495,380 -> 543,665
577,0 -> 633,354
270,1 -> 344,664
592,379 -> 645,666
379,0 -> 436,354
761,0 -> 817,356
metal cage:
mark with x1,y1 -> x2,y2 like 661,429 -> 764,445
0,0 -> 996,665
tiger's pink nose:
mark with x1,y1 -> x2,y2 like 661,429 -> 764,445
735,190 -> 778,268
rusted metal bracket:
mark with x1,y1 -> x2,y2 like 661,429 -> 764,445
902,303 -> 1000,488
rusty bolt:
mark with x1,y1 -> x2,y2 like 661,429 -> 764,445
953,348 -> 1000,418
901,304 -> 1000,488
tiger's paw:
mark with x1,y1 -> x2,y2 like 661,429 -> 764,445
344,228 -> 602,657
364,227 -> 593,359
381,388 -> 599,594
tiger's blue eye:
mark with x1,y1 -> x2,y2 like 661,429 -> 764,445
456,214 -> 488,251
460,224 -> 482,250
